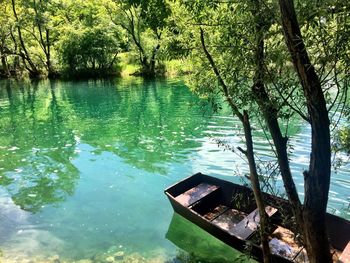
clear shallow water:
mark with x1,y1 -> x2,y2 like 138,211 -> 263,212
0,79 -> 348,262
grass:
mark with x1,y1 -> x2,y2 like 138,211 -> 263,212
164,59 -> 193,78
118,52 -> 192,78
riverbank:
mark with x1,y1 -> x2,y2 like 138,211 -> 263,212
0,55 -> 192,81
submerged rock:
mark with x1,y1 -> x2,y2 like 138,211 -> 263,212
75,260 -> 93,263
121,253 -> 146,263
105,256 -> 115,263
50,255 -> 60,263
114,251 -> 124,260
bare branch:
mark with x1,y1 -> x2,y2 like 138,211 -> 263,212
263,63 -> 310,122
200,27 -> 244,122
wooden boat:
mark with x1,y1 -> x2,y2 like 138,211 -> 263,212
164,172 -> 350,263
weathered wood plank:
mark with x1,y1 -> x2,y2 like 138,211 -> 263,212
174,183 -> 219,207
211,208 -> 246,232
230,206 -> 278,240
204,205 -> 229,221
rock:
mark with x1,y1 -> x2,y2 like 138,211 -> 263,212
51,255 -> 60,263
75,260 -> 93,263
105,256 -> 115,263
122,253 -> 146,263
113,251 -> 124,260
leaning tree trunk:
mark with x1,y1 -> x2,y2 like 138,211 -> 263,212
11,0 -> 40,78
249,0 -> 304,234
242,111 -> 271,263
45,29 -> 59,78
200,27 -> 271,263
33,0 -> 56,78
278,0 -> 332,262
9,29 -> 21,74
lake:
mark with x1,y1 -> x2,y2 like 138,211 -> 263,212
0,79 -> 349,263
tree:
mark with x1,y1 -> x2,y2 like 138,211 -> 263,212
277,0 -> 349,261
200,27 -> 271,262
0,1 -> 12,77
110,0 -> 171,77
56,0 -> 122,78
1,0 -> 124,78
59,27 -> 120,77
11,0 -> 42,78
5,0 -> 61,78
30,0 -> 57,77
178,0 -> 349,262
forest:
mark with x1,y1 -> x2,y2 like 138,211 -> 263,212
0,0 -> 183,78
0,1 -> 349,80
0,0 -> 350,263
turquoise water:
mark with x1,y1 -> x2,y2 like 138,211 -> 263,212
0,79 -> 349,262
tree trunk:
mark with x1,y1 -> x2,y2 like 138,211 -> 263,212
252,84 -> 304,235
11,0 -> 40,78
242,111 -> 271,263
1,54 -> 10,77
249,0 -> 303,233
149,42 -> 160,77
34,0 -> 56,78
9,28 -> 21,74
45,29 -> 57,78
149,31 -> 161,78
278,0 -> 332,262
0,34 -> 10,77
127,10 -> 149,77
200,27 -> 271,263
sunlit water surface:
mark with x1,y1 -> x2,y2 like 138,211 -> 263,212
0,79 -> 349,262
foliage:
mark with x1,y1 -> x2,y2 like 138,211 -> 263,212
173,0 -> 349,261
108,0 -> 172,77
0,0 -> 18,77
335,126 -> 350,155
59,27 -> 121,78
0,0 -> 228,78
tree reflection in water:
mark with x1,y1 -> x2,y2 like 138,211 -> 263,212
0,80 -> 79,213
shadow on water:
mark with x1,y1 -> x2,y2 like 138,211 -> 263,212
165,213 -> 254,263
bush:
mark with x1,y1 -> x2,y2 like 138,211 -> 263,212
60,27 -> 121,78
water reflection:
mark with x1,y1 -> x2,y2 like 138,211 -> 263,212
165,213 -> 253,263
61,79 -> 207,173
0,79 -> 224,261
0,80 -> 79,213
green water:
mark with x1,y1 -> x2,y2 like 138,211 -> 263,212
0,79 -> 349,262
